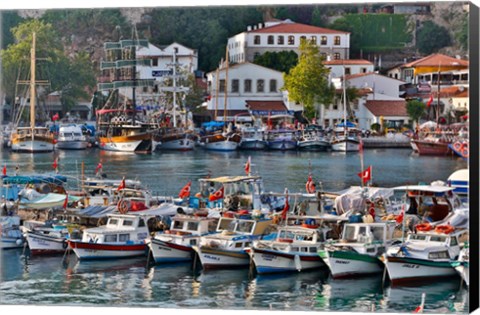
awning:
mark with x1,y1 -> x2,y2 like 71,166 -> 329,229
246,100 -> 293,116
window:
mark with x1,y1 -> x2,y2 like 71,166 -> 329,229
334,36 -> 341,45
231,79 -> 239,93
235,242 -> 243,248
267,35 -> 274,45
244,79 -> 252,92
254,35 -> 261,45
257,79 -> 265,93
310,36 -> 317,45
108,219 -> 118,226
345,67 -> 351,75
277,36 -> 284,45
321,36 -> 327,45
309,247 -> 317,253
269,79 -> 277,92
105,234 -> 117,242
288,35 -> 295,45
300,35 -> 306,42
123,220 -> 133,226
190,239 -> 197,246
334,53 -> 341,60
219,79 -> 225,93
320,52 -> 327,59
187,222 -> 199,231
152,58 -> 158,66
138,219 -> 146,227
119,234 -> 130,242
361,67 -> 367,73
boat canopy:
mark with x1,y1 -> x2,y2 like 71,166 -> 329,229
199,175 -> 261,184
393,185 -> 455,194
335,121 -> 356,128
2,175 -> 67,185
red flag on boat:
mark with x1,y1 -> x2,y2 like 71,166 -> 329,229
52,158 -> 58,172
117,177 -> 126,191
209,186 -> 224,201
2,165 -> 6,176
281,189 -> 290,219
95,162 -> 103,175
63,194 -> 69,209
52,113 -> 60,121
178,181 -> 192,199
357,166 -> 372,184
396,210 -> 404,224
426,94 -> 433,107
244,157 -> 251,175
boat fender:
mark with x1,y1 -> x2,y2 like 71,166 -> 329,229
306,180 -> 315,194
461,147 -> 469,158
453,142 -> 462,151
117,199 -> 129,214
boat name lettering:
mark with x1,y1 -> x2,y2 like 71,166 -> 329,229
158,246 -> 172,251
401,264 -> 420,269
335,260 -> 350,264
137,233 -> 148,240
204,254 -> 220,261
261,254 -> 276,261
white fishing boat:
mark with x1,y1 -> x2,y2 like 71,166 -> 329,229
318,222 -> 396,278
0,216 -> 24,249
147,214 -> 216,263
153,128 -> 196,151
68,213 -> 150,260
248,223 -> 330,274
383,225 -> 469,285
297,126 -> 330,151
55,124 -> 89,150
239,126 -> 267,150
452,243 -> 469,287
25,222 -> 81,255
265,129 -> 297,150
18,189 -> 79,210
10,32 -> 55,153
192,214 -> 272,269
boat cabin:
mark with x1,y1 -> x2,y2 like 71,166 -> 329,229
216,216 -> 272,236
82,214 -> 149,244
406,228 -> 469,260
169,215 -> 216,236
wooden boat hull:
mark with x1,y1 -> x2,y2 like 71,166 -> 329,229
26,231 -> 67,255
192,245 -> 250,269
249,247 -> 324,274
68,240 -> 148,260
148,237 -> 196,263
202,133 -> 241,151
412,140 -> 450,155
11,134 -> 55,153
330,139 -> 360,152
154,133 -> 196,151
384,255 -> 457,285
98,134 -> 152,153
318,249 -> 383,278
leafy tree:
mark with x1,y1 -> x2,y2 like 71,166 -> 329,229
253,51 -> 298,74
416,21 -> 451,55
1,19 -> 95,114
1,11 -> 24,49
283,39 -> 334,119
406,100 -> 426,125
456,16 -> 468,51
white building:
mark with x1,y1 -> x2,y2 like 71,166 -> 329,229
345,72 -> 406,98
228,19 -> 350,63
324,59 -> 374,79
136,42 -> 198,81
205,62 -> 287,120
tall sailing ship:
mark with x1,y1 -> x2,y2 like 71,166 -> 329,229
96,33 -> 157,153
10,32 -> 55,153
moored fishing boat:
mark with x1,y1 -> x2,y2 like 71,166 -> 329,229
319,222 -> 396,278
297,125 -> 330,151
68,213 -> 150,260
330,122 -> 361,152
55,124 -> 89,150
0,216 -> 25,249
248,222 -> 330,274
147,214 -> 216,263
265,129 -> 297,150
452,243 -> 469,287
239,126 -> 267,150
383,225 -> 468,285
201,131 -> 241,151
25,222 -> 81,255
153,128 -> 196,151
192,213 -> 272,269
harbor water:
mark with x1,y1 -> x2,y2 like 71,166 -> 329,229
0,148 -> 469,312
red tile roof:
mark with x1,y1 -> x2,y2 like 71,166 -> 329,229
250,22 -> 349,35
365,100 -> 408,117
245,100 -> 287,111
324,59 -> 373,65
402,54 -> 469,68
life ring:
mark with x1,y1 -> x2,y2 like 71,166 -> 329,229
461,147 -> 469,158
301,223 -> 319,229
278,238 -> 293,243
368,203 -> 375,218
306,180 -> 315,194
435,225 -> 455,234
453,142 -> 462,151
415,223 -> 432,232
117,199 -> 129,214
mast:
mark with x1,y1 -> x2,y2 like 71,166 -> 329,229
214,68 -> 220,121
30,32 -> 36,131
436,64 -> 441,125
223,46 -> 229,125
342,65 -> 347,135
172,49 -> 177,128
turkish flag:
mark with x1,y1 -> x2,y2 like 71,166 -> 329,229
2,165 -> 6,176
52,158 -> 58,171
95,162 -> 103,175
63,194 -> 69,209
178,181 -> 192,199
52,113 -> 60,121
281,192 -> 290,220
209,186 -> 224,201
117,177 -> 126,191
244,157 -> 251,175
426,94 -> 433,107
357,166 -> 372,184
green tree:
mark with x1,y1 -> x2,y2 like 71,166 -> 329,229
406,100 -> 426,125
1,19 -> 95,114
283,39 -> 334,119
456,17 -> 468,51
416,21 -> 451,55
253,51 -> 298,74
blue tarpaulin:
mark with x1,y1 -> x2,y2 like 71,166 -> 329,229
335,121 -> 356,128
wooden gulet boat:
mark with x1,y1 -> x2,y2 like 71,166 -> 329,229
10,32 -> 55,153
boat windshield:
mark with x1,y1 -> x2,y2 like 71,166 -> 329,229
429,235 -> 447,243
408,234 -> 427,241
236,221 -> 254,234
